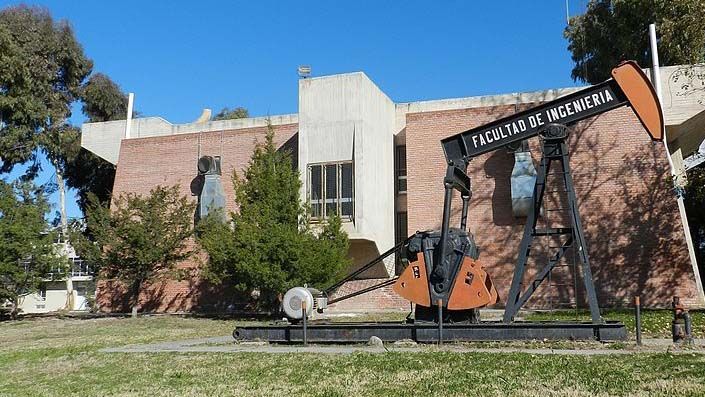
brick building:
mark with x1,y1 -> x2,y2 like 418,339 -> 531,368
81,65 -> 705,313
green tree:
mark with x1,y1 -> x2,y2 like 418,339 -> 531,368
77,186 -> 196,317
0,180 -> 59,319
197,124 -> 349,309
212,107 -> 249,121
0,6 -> 131,312
565,0 -> 705,84
0,5 -> 92,173
63,73 -> 132,213
0,6 -> 129,221
80,73 -> 129,123
0,4 -> 94,248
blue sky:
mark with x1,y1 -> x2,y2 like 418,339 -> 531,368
2,0 -> 588,219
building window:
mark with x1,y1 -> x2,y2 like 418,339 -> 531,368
396,145 -> 407,194
36,286 -> 46,309
308,161 -> 354,221
395,211 -> 408,243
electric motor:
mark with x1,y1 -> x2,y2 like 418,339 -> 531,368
282,287 -> 325,320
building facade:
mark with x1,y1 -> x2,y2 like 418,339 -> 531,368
81,65 -> 705,313
16,241 -> 95,314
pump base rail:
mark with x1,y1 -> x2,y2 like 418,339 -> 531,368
233,321 -> 627,343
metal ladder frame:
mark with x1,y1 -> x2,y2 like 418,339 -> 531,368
502,124 -> 602,324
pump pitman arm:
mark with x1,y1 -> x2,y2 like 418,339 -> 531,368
441,61 -> 664,166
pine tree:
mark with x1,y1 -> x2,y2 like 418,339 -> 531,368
77,185 -> 196,317
198,122 -> 350,309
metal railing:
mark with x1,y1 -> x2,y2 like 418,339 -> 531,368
22,258 -> 94,279
49,258 -> 93,278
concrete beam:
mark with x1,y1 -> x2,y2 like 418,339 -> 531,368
81,114 -> 299,165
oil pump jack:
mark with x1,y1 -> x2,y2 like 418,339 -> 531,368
234,61 -> 664,343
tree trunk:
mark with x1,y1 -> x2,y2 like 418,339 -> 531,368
130,279 -> 142,318
10,297 -> 19,320
64,277 -> 74,311
56,166 -> 68,238
54,162 -> 75,312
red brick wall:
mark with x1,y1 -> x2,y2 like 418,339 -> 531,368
96,124 -> 299,312
406,105 -> 702,308
328,280 -> 409,312
98,103 -> 703,314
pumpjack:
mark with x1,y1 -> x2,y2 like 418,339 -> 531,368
234,61 -> 664,343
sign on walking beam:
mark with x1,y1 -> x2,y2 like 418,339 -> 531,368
441,61 -> 664,164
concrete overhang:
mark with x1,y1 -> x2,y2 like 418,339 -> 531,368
81,114 -> 299,165
666,109 -> 705,158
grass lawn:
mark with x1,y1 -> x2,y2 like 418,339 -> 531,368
1,315 -> 705,396
525,308 -> 705,338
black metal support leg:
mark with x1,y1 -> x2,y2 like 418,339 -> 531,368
503,126 -> 602,324
503,152 -> 550,323
558,140 -> 601,324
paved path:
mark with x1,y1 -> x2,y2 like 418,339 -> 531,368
101,336 -> 705,355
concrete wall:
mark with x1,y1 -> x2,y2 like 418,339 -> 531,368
82,114 -> 298,164
17,280 -> 95,314
649,64 -> 705,182
16,284 -> 64,313
659,64 -> 705,127
298,73 -> 397,276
